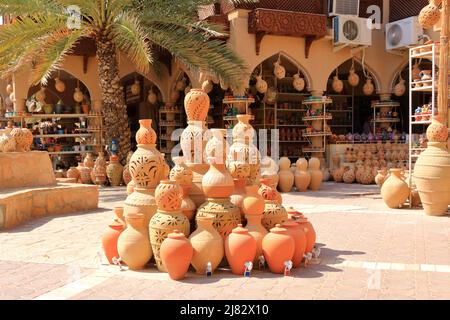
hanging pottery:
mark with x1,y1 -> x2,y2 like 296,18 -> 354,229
9,92 -> 15,103
54,77 -> 66,93
35,87 -> 46,103
419,0 -> 442,29
332,70 -> 344,93
175,78 -> 186,92
273,56 -> 286,79
292,73 -> 305,91
147,89 -> 158,104
348,65 -> 360,87
363,78 -> 375,96
131,79 -> 141,95
73,87 -> 84,103
201,79 -> 213,94
255,75 -> 268,94
184,85 -> 191,95
394,74 -> 406,97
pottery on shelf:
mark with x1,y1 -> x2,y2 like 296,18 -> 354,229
381,169 -> 410,209
308,158 -> 322,191
189,214 -> 224,274
160,230 -> 193,280
78,163 -> 92,184
278,157 -> 294,192
106,155 -> 123,186
262,224 -> 295,274
117,213 -> 152,270
225,224 -> 257,275
281,220 -> 307,268
332,166 -> 344,183
294,158 -> 311,192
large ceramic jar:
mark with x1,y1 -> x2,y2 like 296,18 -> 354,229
117,213 -> 152,270
332,166 -> 344,183
0,134 -> 16,152
196,198 -> 241,239
262,224 -> 295,274
260,156 -> 279,188
189,214 -> 224,274
342,167 -> 355,184
262,200 -> 288,230
278,157 -> 294,192
150,180 -> 190,271
294,158 -> 311,192
184,88 -> 210,122
375,169 -> 388,187
259,178 -> 282,205
79,164 -> 92,184
107,155 -> 124,186
66,167 -> 80,181
308,157 -> 322,191
122,151 -> 134,186
225,224 -> 257,275
291,213 -> 316,254
83,152 -> 95,168
380,169 -> 410,209
202,157 -> 234,198
136,119 -> 157,144
102,219 -> 124,264
281,220 -> 307,268
419,0 -> 442,29
160,230 -> 193,280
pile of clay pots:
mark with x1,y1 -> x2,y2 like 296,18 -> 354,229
0,125 -> 33,153
101,88 -> 318,280
277,157 -> 323,192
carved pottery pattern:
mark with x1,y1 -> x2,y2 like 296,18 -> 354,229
129,154 -> 161,188
262,201 -> 288,230
196,200 -> 241,239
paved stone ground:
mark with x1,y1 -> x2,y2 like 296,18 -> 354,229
1,182 -> 449,300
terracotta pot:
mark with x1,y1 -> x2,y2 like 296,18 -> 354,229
278,157 -> 294,192
394,78 -> 406,97
230,178 -> 247,218
343,167 -> 355,184
155,180 -> 183,211
273,60 -> 286,79
294,158 -> 311,192
184,88 -> 209,122
348,68 -> 360,87
117,213 -> 152,270
66,167 -> 80,181
202,158 -> 234,198
360,168 -> 374,185
381,169 -> 410,209
419,0 -> 441,29
107,156 -> 123,186
180,121 -> 209,164
129,144 -> 164,189
10,128 -> 32,152
79,165 -> 92,184
255,75 -> 268,94
205,128 -> 229,162
169,156 -> 194,186
413,142 -> 450,216
332,75 -> 344,93
292,74 -> 305,91
262,224 -> 295,274
124,187 -> 156,226
189,214 -> 224,274
262,200 -> 288,230
308,158 -> 322,191
332,167 -> 344,182
292,214 -> 316,254
426,118 -> 448,143
179,185 -> 196,221
259,178 -> 282,205
73,87 -> 84,103
102,220 -> 124,264
375,169 -> 388,187
232,115 -> 254,142
196,198 -> 241,239
281,220 -> 307,268
136,119 -> 157,144
122,165 -> 132,185
160,230 -> 193,280
322,168 -> 330,182
0,134 -> 16,152
363,79 -> 375,95
225,224 -> 257,275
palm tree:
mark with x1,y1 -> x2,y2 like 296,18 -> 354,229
0,0 -> 252,161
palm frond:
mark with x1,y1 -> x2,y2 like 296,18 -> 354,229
111,12 -> 153,74
0,0 -> 64,16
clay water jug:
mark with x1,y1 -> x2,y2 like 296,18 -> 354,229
189,214 -> 224,274
102,219 -> 124,264
291,213 -> 316,254
308,157 -> 322,191
278,157 -> 294,192
294,158 -> 311,192
83,152 -> 95,168
281,220 -> 307,268
117,213 -> 152,270
225,224 -> 257,275
160,230 -> 193,280
262,224 -> 295,274
202,157 -> 234,198
381,169 -> 410,209
363,78 -> 374,95
343,166 -> 355,184
184,88 -> 209,122
348,67 -> 360,87
332,166 -> 344,182
375,169 -> 388,187
259,178 -> 282,205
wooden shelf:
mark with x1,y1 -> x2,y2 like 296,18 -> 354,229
36,133 -> 92,138
10,113 -> 102,119
47,151 -> 91,155
302,132 -> 332,137
303,148 -> 325,153
277,109 -> 306,112
302,115 -> 332,121
371,118 -> 400,123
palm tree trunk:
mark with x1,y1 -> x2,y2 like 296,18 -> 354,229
96,38 -> 131,163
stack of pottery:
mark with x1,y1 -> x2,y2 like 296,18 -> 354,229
196,157 -> 241,239
102,207 -> 125,264
242,185 -> 267,264
124,119 -> 165,225
122,151 -> 134,186
149,180 -> 190,271
228,161 -> 250,218
160,230 -> 193,280
308,158 -> 323,191
10,127 -> 33,152
117,213 -> 152,270
225,224 -> 256,275
413,118 -> 450,216
92,152 -> 107,185
278,157 -> 294,192
294,158 -> 311,192
262,224 -> 295,274
106,155 -> 124,186
259,179 -> 288,230
189,214 -> 224,274
381,168 -> 410,209
180,89 -> 211,206
169,156 -> 196,222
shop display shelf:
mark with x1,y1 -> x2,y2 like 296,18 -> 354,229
371,102 -> 400,108
411,85 -> 434,92
302,115 -> 332,121
223,115 -> 254,121
329,110 -> 352,113
303,99 -> 332,105
370,118 -> 400,123
277,124 -> 306,127
302,132 -> 332,137
222,98 -> 255,104
411,120 -> 432,124
47,151 -> 90,155
36,133 -> 92,138
277,109 -> 306,112
330,124 -> 352,127
19,113 -> 102,119
159,109 -> 182,113
302,148 -> 325,153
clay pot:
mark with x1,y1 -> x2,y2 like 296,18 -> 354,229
419,0 -> 441,29
262,224 -> 295,274
0,134 -> 16,152
360,168 -> 374,185
10,128 -> 32,152
381,169 -> 410,209
202,158 -> 234,198
332,166 -> 344,182
291,213 -> 316,254
131,80 -> 141,95
322,168 -> 330,182
136,119 -> 157,144
155,180 -> 183,211
66,167 -> 80,181
73,87 -> 84,103
184,88 -> 210,122
308,157 -> 322,191
79,164 -> 92,184
348,68 -> 360,87
169,156 -> 194,186
102,220 -> 124,264
363,78 -> 375,96
189,214 -> 224,274
332,75 -> 344,93
343,167 -> 355,184
255,75 -> 268,94
230,178 -> 247,218
127,180 -> 135,195
180,186 -> 196,221
225,224 -> 257,275
196,198 -> 241,239
117,213 -> 152,270
181,121 -> 209,164
294,158 -> 311,192
292,74 -> 305,91
426,118 -> 448,143
273,60 -> 286,79
54,77 -> 65,93
259,178 -> 282,205
129,144 -> 164,189
375,169 -> 388,187
92,153 -> 107,185
106,155 -> 123,186
262,200 -> 288,230
394,78 -> 406,97
281,220 -> 306,268
147,90 -> 158,104
278,157 -> 294,192
160,230 -> 193,280
413,142 -> 450,216
204,128 -> 229,163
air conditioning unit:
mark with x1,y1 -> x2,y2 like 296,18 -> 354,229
385,16 -> 423,50
333,15 -> 372,47
329,0 -> 360,16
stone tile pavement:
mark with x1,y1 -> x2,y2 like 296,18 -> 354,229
0,182 -> 449,300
